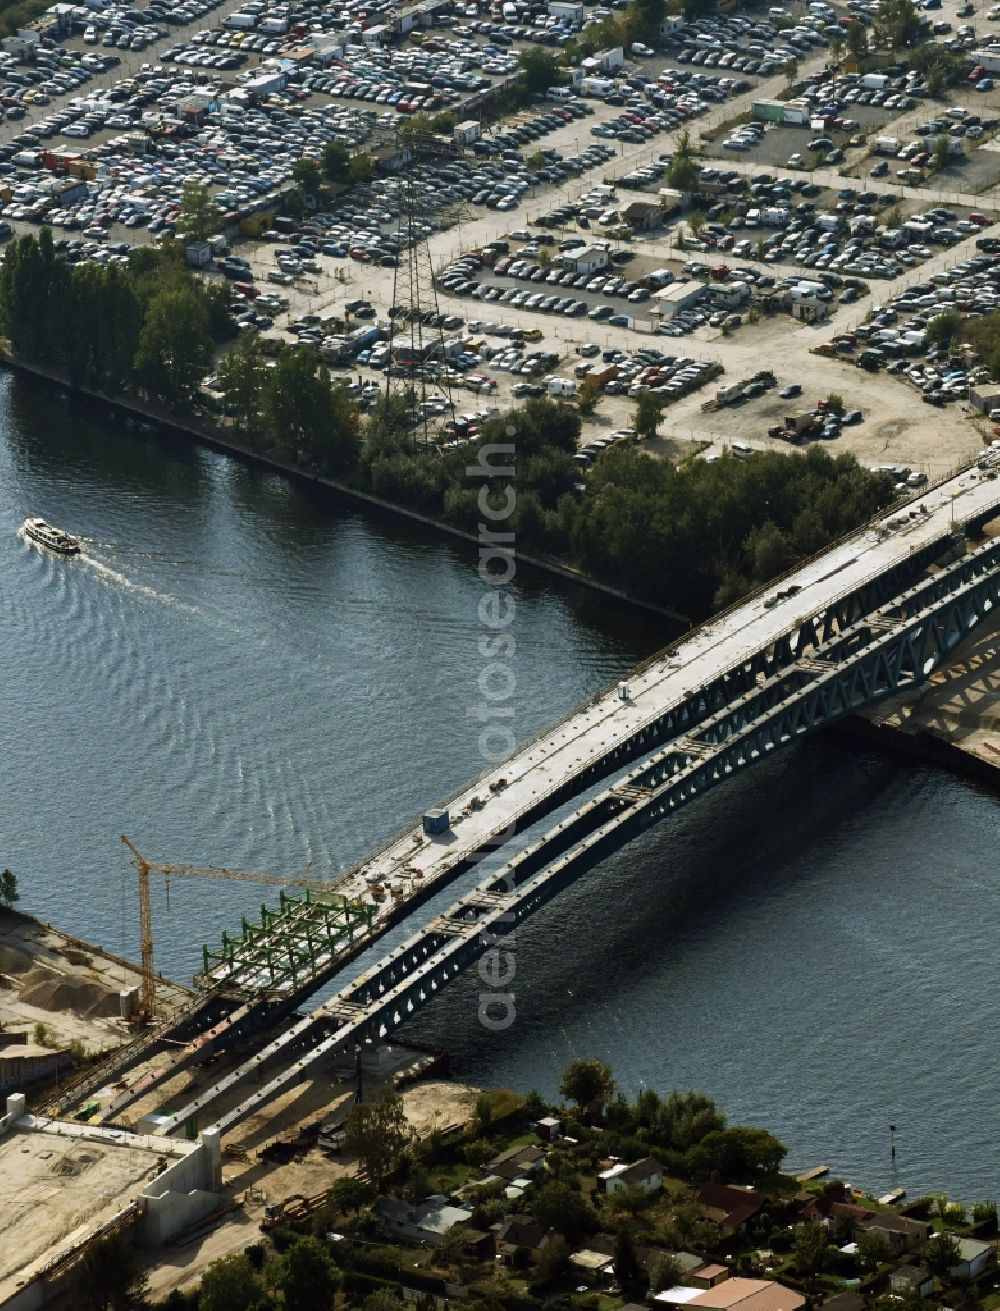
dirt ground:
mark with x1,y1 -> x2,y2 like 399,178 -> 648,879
145,1076 -> 479,1303
0,1127 -> 168,1305
0,912 -> 190,1057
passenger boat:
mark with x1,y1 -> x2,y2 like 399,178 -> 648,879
22,516 -> 80,556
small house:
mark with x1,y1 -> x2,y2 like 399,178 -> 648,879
949,1238 -> 994,1281
621,199 -> 662,232
484,1144 -> 546,1181
890,1266 -> 933,1298
599,1156 -> 663,1196
534,1116 -> 562,1141
372,1195 -> 473,1245
492,1215 -> 563,1266
856,1212 -> 930,1254
697,1184 -> 766,1232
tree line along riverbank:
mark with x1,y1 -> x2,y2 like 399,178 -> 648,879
0,228 -> 898,619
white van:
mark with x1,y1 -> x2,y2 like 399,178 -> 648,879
731,441 -> 753,458
546,86 -> 572,100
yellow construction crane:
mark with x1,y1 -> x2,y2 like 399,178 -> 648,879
119,834 -> 343,1022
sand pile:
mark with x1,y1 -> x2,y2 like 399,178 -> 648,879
18,967 -> 120,1019
0,945 -> 34,976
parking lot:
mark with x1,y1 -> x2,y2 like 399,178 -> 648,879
0,0 -> 988,476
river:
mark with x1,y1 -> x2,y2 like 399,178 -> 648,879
0,373 -> 996,1202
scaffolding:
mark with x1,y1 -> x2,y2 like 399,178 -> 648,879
200,890 -> 374,997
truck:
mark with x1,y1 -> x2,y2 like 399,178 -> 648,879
862,72 -> 889,90
223,11 -> 258,29
970,49 -> 1000,74
580,75 -> 614,96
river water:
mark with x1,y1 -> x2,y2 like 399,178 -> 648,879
0,373 -> 996,1202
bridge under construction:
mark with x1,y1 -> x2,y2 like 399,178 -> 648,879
45,450 -> 1000,1137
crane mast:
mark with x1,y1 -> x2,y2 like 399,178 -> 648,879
119,834 -> 340,1021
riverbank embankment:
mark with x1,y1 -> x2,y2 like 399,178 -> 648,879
0,351 -> 690,625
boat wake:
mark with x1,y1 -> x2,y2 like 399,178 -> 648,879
79,553 -> 204,617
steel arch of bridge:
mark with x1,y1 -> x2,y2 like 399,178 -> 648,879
159,532 -> 1000,1139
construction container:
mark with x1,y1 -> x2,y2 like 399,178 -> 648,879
422,808 -> 450,835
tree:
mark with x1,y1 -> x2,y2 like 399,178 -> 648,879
198,1253 -> 261,1311
875,0 -> 924,49
266,1234 -> 341,1311
857,1229 -> 892,1273
134,286 -> 213,406
667,128 -> 699,193
348,152 -> 375,185
687,210 -> 707,241
343,1087 -> 410,1190
328,1176 -> 374,1214
651,1255 -> 684,1293
322,140 -> 351,183
72,1233 -> 149,1311
530,1181 -> 597,1243
292,158 -> 322,197
363,1292 -> 406,1311
932,134 -> 951,173
262,345 -> 360,473
558,1056 -> 614,1115
175,181 -> 221,245
923,1231 -> 960,1278
635,390 -> 662,441
972,1200 -> 998,1232
792,1222 -> 832,1277
687,1125 -> 787,1180
578,375 -> 601,415
0,867 -> 18,909
846,18 -> 869,57
613,1227 -> 644,1291
518,47 -> 561,95
217,331 -> 266,435
783,56 -> 799,89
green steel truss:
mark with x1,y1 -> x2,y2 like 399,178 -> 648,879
200,889 -> 374,995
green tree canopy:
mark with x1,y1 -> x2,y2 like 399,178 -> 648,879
292,158 -> 322,196
266,1234 -> 341,1311
134,286 -> 212,406
343,1088 -> 410,1190
559,1057 -> 615,1114
0,868 -> 19,909
857,1229 -> 892,1273
72,1233 -> 149,1310
530,1181 -> 597,1243
197,1253 -> 261,1311
518,47 -> 562,95
322,140 -> 351,183
613,1226 -> 644,1291
687,1126 -> 787,1181
923,1231 -> 961,1278
348,152 -> 375,185
635,390 -> 663,441
175,181 -> 222,245
791,1222 -> 832,1276
217,331 -> 266,434
666,128 -> 700,193
328,1176 -> 375,1214
262,344 -> 360,472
